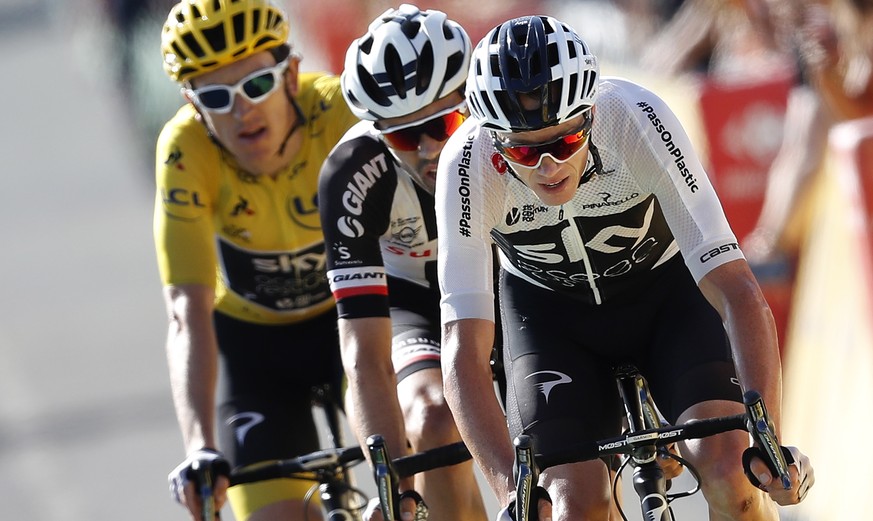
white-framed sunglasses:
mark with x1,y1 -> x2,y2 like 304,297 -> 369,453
185,59 -> 288,114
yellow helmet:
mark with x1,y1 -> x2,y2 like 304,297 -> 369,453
161,0 -> 290,83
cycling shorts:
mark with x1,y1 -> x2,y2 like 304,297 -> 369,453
499,256 -> 742,456
214,309 -> 344,520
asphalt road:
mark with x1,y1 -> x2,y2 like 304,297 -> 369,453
0,3 -> 714,520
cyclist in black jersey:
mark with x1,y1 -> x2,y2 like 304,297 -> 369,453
318,5 -> 487,521
156,1 -> 358,520
435,15 -> 815,521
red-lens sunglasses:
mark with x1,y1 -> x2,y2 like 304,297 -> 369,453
380,102 -> 468,151
494,112 -> 593,168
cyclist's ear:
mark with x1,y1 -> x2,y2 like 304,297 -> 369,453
284,55 -> 301,97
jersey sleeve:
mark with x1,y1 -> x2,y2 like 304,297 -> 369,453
435,120 -> 498,323
153,107 -> 221,288
318,127 -> 397,319
616,79 -> 745,282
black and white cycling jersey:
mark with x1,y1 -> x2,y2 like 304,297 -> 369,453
436,77 -> 744,322
319,121 -> 440,320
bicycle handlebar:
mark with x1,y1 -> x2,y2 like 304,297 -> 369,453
534,414 -> 747,471
229,440 -> 472,486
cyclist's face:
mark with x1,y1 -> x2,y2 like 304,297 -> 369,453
497,113 -> 592,206
376,91 -> 466,194
188,51 -> 298,176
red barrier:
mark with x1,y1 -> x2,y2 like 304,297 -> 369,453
697,75 -> 796,350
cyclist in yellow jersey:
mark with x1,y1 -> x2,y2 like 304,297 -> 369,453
155,2 -> 359,520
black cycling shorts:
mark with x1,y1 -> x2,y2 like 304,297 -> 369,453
499,256 -> 742,455
386,276 -> 443,382
214,309 -> 344,468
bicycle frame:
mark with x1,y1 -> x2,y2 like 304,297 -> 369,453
512,365 -> 789,521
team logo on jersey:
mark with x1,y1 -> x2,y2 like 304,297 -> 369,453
231,196 -> 255,216
223,224 -> 252,242
338,216 -> 365,238
341,153 -> 389,215
164,147 -> 185,170
505,205 -> 549,225
389,217 -> 425,247
162,188 -> 204,207
286,193 -> 321,231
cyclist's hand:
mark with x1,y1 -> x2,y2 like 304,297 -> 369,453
363,497 -> 385,521
747,446 -> 814,505
496,488 -> 552,521
398,490 -> 428,521
659,443 -> 684,480
363,490 -> 428,521
168,448 -> 231,520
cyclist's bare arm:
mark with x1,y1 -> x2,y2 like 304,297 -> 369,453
442,318 -> 515,505
698,259 -> 782,423
698,260 -> 814,504
339,317 -> 415,495
163,284 -> 230,517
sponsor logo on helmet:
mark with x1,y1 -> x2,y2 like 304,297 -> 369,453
637,101 -> 699,193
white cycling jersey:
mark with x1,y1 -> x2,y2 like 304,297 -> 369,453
436,77 -> 744,323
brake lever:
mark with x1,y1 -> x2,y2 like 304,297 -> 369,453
743,390 -> 792,490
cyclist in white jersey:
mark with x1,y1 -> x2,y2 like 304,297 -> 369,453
435,15 -> 814,521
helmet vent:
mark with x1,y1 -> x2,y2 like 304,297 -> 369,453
357,64 -> 391,106
202,23 -> 228,53
232,12 -> 246,45
383,45 -> 407,98
400,19 -> 420,39
416,42 -> 434,94
250,10 -> 262,41
567,73 -> 578,105
182,32 -> 206,58
445,52 -> 463,83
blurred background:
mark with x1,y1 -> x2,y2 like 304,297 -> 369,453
1,0 -> 870,519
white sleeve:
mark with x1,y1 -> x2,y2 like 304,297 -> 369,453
436,122 -> 497,323
620,79 -> 745,281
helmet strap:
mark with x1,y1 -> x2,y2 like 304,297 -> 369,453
277,92 -> 306,157
579,141 -> 603,186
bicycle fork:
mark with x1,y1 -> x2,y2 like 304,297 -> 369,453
616,366 -> 676,521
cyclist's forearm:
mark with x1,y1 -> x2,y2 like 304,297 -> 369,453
164,285 -> 220,452
699,262 -> 784,430
339,318 -> 413,487
442,319 -> 515,504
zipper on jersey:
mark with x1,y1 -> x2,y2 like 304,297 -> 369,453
564,211 -> 602,305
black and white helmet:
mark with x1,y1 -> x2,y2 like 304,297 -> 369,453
466,15 -> 599,132
341,4 -> 472,120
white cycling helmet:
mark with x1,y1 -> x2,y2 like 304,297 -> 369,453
467,15 -> 599,132
341,4 -> 472,120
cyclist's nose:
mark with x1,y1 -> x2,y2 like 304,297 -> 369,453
417,134 -> 446,160
534,154 -> 562,175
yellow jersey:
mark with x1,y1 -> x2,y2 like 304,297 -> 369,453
154,72 -> 359,325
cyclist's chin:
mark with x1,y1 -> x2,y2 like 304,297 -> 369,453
227,137 -> 281,174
